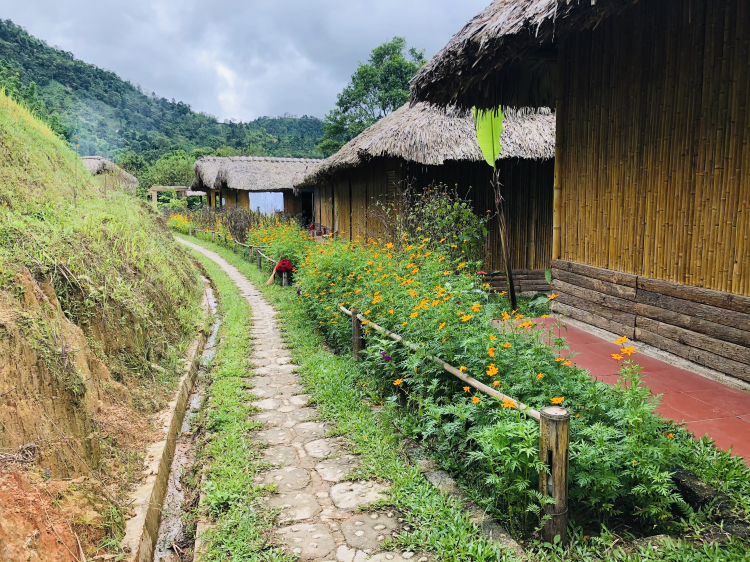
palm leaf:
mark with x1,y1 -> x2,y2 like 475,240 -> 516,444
473,107 -> 504,169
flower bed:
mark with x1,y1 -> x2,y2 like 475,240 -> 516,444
186,222 -> 750,540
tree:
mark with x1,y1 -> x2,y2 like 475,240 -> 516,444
317,37 -> 426,156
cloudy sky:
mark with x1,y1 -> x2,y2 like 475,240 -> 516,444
4,0 -> 488,121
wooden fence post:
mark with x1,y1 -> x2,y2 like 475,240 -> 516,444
249,246 -> 253,261
211,231 -> 215,243
351,308 -> 363,360
539,407 -> 570,545
257,253 -> 262,269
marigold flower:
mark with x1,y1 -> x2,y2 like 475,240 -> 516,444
471,304 -> 481,312
501,342 -> 512,349
536,373 -> 544,380
461,315 -> 473,322
472,396 -> 481,404
614,336 -> 629,345
487,348 -> 495,357
438,322 -> 446,329
548,293 -> 559,300
459,366 -> 467,372
501,397 -> 515,408
550,396 -> 565,405
611,353 -> 623,361
463,386 -> 470,393
393,379 -> 403,386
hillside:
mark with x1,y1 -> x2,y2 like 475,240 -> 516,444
0,91 -> 203,558
0,19 -> 324,160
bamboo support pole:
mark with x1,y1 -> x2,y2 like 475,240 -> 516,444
340,306 -> 540,421
539,406 -> 570,545
351,307 -> 363,360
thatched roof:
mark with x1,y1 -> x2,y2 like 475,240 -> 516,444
192,156 -> 320,193
81,156 -> 138,190
297,103 -> 554,187
410,0 -> 636,109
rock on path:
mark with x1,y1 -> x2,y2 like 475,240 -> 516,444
177,239 -> 430,562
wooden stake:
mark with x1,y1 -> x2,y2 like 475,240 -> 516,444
257,252 -> 262,269
539,406 -> 570,546
211,231 -> 215,243
351,308 -> 363,360
492,170 -> 517,310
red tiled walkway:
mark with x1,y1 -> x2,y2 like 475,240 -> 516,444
538,317 -> 750,465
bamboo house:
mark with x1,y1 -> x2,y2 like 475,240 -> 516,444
411,0 -> 750,382
192,156 -> 319,215
296,102 -> 555,290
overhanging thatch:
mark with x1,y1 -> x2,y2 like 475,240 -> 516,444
193,156 -> 320,193
81,156 -> 138,192
297,103 -> 554,187
410,0 -> 636,109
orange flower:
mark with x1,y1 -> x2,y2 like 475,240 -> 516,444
471,396 -> 481,404
501,342 -> 512,349
388,308 -> 394,314
471,303 -> 481,313
486,364 -> 498,377
459,366 -> 467,372
536,373 -> 544,380
548,293 -> 559,300
463,386 -> 471,393
620,346 -> 636,356
555,357 -> 565,362
364,309 -> 371,315
550,396 -> 565,405
541,314 -> 550,319
563,360 -> 572,366
487,347 -> 496,357
489,335 -> 497,341
492,380 -> 501,388
439,322 -> 446,329
664,432 -> 674,439
361,320 -> 370,325
443,271 -> 451,276
385,242 -> 394,249
432,299 -> 440,307
614,336 -> 629,345
501,397 -> 516,408
410,312 -> 418,318
401,322 -> 408,326
611,353 -> 623,361
501,312 -> 511,321
461,315 -> 473,322
393,379 -> 403,386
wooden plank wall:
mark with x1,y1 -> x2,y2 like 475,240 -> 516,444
550,259 -> 750,381
283,192 -> 302,216
558,0 -> 750,297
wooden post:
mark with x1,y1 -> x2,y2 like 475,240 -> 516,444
282,271 -> 289,287
257,253 -> 262,269
211,231 -> 215,243
351,308 -> 363,360
539,407 -> 570,545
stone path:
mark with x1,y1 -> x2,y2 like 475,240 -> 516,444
177,239 -> 429,562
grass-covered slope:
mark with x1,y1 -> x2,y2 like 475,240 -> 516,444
0,90 -> 202,486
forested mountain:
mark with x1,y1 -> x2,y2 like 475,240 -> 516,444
0,19 -> 324,161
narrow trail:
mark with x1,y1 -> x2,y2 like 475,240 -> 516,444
178,239 -> 428,562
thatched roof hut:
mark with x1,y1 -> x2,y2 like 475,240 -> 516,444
81,156 -> 138,193
191,157 -> 224,191
299,103 -> 554,188
409,0 -> 634,109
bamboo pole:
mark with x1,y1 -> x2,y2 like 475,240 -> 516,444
351,308 -> 363,360
492,170 -> 518,310
539,406 -> 570,545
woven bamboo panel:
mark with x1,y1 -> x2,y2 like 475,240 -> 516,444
558,0 -> 750,296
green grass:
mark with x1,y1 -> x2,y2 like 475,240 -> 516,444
180,232 -> 750,562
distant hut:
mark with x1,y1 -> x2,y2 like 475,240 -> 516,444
411,0 -> 750,381
192,156 -> 319,215
296,102 -> 554,289
81,156 -> 138,194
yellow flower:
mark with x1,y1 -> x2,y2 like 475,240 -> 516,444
614,336 -> 629,345
443,271 -> 451,276
550,396 -> 565,405
451,244 -> 457,248
541,314 -> 550,319
458,262 -> 466,268
489,335 -> 497,341
393,379 -> 403,386
472,396 -> 481,405
501,342 -> 512,349
501,397 -> 515,408
410,312 -> 418,318
487,347 -> 495,357
361,320 -> 370,325
471,303 -> 481,312
409,290 -> 418,297
486,364 -> 498,377
611,353 -> 623,361
665,432 -> 674,439
563,360 -> 572,366
461,315 -> 473,322
388,308 -> 394,314
459,366 -> 467,372
620,345 -> 636,356
548,293 -> 559,300
492,380 -> 501,388
555,357 -> 565,362
438,256 -> 445,262
364,309 -> 371,315
536,373 -> 544,380
385,242 -> 394,249
439,322 -> 446,329
401,322 -> 408,326
501,312 -> 511,321
463,386 -> 470,393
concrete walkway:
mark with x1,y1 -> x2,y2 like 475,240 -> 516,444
539,317 -> 750,464
178,239 -> 428,562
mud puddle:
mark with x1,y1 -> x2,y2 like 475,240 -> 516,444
154,280 -> 220,562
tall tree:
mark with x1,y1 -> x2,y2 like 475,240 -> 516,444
317,37 -> 426,156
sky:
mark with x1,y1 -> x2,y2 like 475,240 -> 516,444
3,0 -> 489,122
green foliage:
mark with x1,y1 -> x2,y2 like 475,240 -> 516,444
474,108 -> 504,169
317,37 -> 426,156
0,19 -> 324,160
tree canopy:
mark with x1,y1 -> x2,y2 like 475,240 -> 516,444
317,37 -> 426,156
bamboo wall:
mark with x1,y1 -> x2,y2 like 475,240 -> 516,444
312,157 -> 554,271
557,0 -> 750,296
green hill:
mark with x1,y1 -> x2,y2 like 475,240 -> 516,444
0,19 -> 324,161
